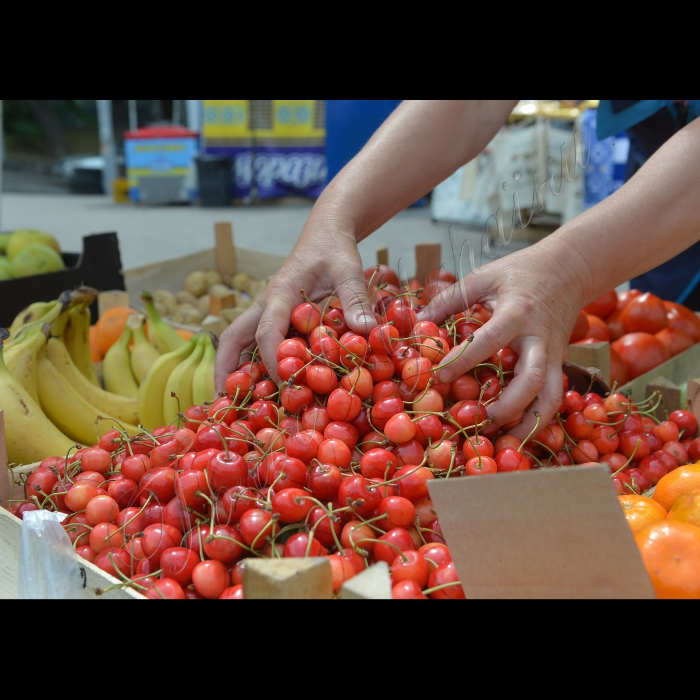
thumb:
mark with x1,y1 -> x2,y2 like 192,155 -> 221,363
334,265 -> 377,336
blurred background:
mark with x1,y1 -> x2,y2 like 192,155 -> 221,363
1,100 -> 610,276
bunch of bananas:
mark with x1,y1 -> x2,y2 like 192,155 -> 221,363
0,288 -> 141,465
138,331 -> 217,431
1,288 -> 219,466
102,292 -> 218,430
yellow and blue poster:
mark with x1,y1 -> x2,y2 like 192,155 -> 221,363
202,100 -> 326,198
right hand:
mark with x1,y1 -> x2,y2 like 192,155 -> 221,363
215,224 -> 377,390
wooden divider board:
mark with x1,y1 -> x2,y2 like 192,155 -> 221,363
686,379 -> 700,428
243,558 -> 332,599
214,222 -> 237,285
428,465 -> 655,599
567,342 -> 610,387
645,377 -> 681,420
415,244 -> 441,286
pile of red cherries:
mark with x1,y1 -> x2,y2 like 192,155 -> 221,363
11,266 -> 700,599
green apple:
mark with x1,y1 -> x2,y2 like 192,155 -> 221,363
11,244 -> 65,277
0,233 -> 11,255
6,229 -> 61,261
0,256 -> 14,280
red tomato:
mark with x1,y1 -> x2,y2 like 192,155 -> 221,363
606,309 -> 626,341
582,314 -> 610,342
569,310 -> 589,343
609,346 -> 629,387
617,289 -> 642,310
584,290 -> 618,319
611,332 -> 670,380
663,301 -> 700,343
620,292 -> 668,334
655,327 -> 694,357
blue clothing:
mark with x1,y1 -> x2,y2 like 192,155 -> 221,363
597,100 -> 700,308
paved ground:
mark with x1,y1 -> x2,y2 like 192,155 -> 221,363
0,192 -> 531,278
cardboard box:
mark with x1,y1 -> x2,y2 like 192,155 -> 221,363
0,452 -> 144,600
0,233 -> 126,328
124,222 -> 287,336
0,454 -> 661,600
1,454 -> 395,600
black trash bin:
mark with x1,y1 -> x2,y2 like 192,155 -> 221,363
195,155 -> 233,207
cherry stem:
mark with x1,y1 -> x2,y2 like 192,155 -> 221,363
402,379 -> 436,405
305,348 -> 348,374
444,445 -> 458,479
433,333 -> 474,373
611,438 -> 642,478
517,412 -> 542,454
208,533 -> 258,555
530,440 -> 564,467
421,580 -> 463,596
299,289 -> 340,326
354,537 -> 408,563
250,515 -> 279,551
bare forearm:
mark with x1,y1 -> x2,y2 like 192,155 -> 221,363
552,118 -> 700,306
301,99 -> 519,244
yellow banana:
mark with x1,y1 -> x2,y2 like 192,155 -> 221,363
102,324 -> 139,400
3,323 -> 48,403
163,334 -> 204,425
0,337 -> 75,465
192,333 -> 216,407
128,314 -> 160,384
62,304 -> 100,387
8,300 -> 59,338
36,346 -> 141,446
45,336 -> 140,425
138,336 -> 197,430
5,299 -> 64,348
142,291 -> 185,354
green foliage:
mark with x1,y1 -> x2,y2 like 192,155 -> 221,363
2,100 -> 97,150
3,100 -> 44,141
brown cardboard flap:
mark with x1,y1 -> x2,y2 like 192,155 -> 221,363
0,411 -> 9,511
428,465 -> 655,599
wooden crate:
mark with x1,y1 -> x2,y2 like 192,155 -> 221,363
568,340 -> 700,418
1,457 -> 391,600
0,462 -> 145,599
123,222 -> 287,336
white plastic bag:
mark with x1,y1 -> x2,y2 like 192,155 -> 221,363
18,510 -> 86,599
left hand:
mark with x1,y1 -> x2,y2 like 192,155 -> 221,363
417,243 -> 587,440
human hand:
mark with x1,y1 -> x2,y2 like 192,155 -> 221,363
418,243 -> 588,440
215,223 -> 377,390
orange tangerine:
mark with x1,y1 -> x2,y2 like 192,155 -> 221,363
618,495 -> 667,533
668,488 -> 700,529
635,520 -> 700,599
652,463 -> 700,511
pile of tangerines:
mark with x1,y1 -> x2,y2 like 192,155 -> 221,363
10,265 -> 700,599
